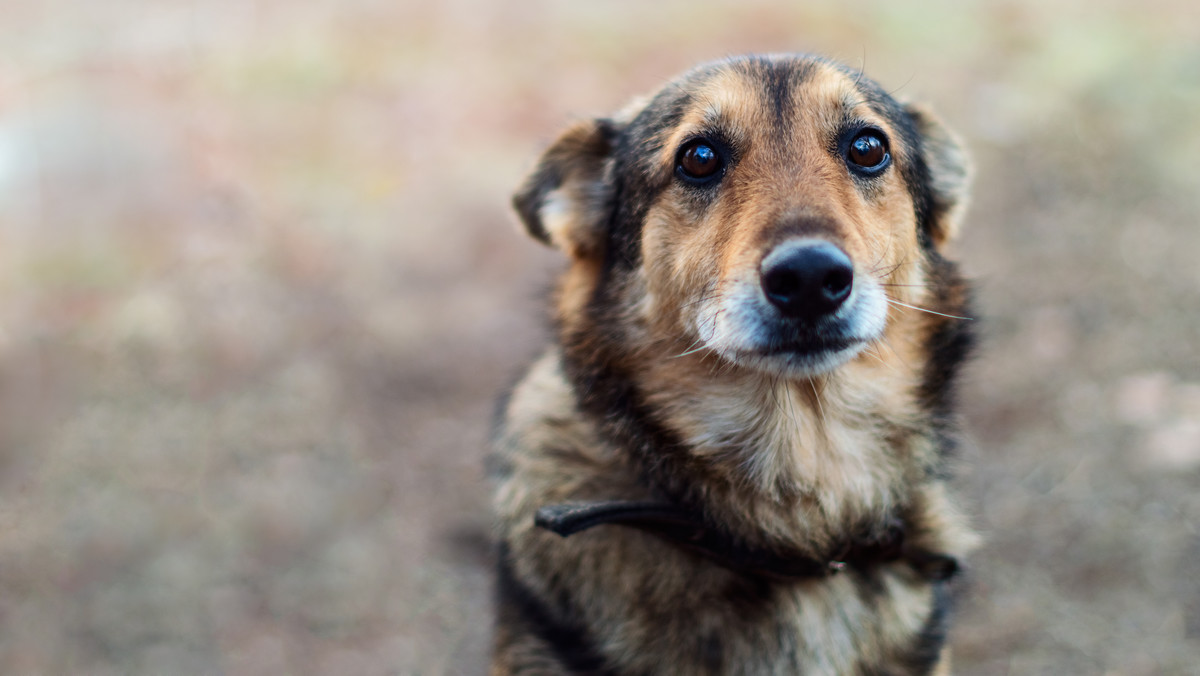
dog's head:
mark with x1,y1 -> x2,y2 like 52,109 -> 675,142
514,55 -> 969,377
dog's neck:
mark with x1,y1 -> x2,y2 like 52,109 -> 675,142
647,354 -> 930,542
561,323 -> 936,557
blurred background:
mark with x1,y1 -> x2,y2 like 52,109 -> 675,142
1,0 -> 1198,673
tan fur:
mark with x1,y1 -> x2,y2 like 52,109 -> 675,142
493,55 -> 977,675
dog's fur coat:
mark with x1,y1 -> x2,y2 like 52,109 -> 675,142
490,54 -> 978,676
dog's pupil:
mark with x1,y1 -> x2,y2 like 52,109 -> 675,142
850,134 -> 884,167
683,143 -> 717,176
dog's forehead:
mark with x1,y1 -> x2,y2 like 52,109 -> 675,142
689,58 -> 855,123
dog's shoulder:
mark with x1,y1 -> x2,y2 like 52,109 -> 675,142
491,349 -> 643,518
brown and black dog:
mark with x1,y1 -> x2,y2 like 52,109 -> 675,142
490,54 -> 978,675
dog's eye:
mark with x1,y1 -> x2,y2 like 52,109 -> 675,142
846,131 -> 889,172
676,139 -> 724,182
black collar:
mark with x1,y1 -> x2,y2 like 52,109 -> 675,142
535,500 -> 958,582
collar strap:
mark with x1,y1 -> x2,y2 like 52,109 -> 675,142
535,500 -> 958,582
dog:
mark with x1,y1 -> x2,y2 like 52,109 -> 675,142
489,54 -> 978,675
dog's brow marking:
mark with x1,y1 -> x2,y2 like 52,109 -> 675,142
763,60 -> 792,127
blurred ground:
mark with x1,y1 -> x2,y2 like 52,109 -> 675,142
1,1 -> 1198,674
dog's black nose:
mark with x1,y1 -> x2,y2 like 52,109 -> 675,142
760,242 -> 854,319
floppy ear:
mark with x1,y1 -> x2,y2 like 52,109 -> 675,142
512,118 -> 617,259
906,104 -> 971,247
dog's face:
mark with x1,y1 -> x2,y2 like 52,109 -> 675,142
515,55 -> 968,377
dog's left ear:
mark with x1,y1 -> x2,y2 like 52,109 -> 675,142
906,104 -> 971,247
512,118 -> 617,259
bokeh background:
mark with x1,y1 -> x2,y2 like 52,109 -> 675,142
1,1 -> 1198,673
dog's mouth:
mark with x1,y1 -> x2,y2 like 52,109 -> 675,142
755,336 -> 860,358
688,276 -> 888,376
727,331 -> 870,375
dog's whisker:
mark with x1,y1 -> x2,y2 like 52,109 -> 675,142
885,298 -> 973,321
876,332 -> 916,372
808,378 -> 828,432
852,48 -> 867,90
669,333 -> 705,354
679,291 -> 721,310
868,256 -> 911,278
786,380 -> 800,422
769,374 -> 788,424
887,73 -> 917,98
781,377 -> 803,445
860,345 -> 891,368
866,226 -> 896,274
670,340 -> 713,359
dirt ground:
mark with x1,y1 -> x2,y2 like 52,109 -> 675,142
1,1 -> 1198,674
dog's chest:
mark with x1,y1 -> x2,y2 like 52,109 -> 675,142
602,559 -> 937,676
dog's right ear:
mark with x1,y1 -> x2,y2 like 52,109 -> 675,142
512,118 -> 616,259
904,104 -> 971,248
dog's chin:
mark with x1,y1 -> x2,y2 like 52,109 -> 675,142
725,339 -> 869,378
